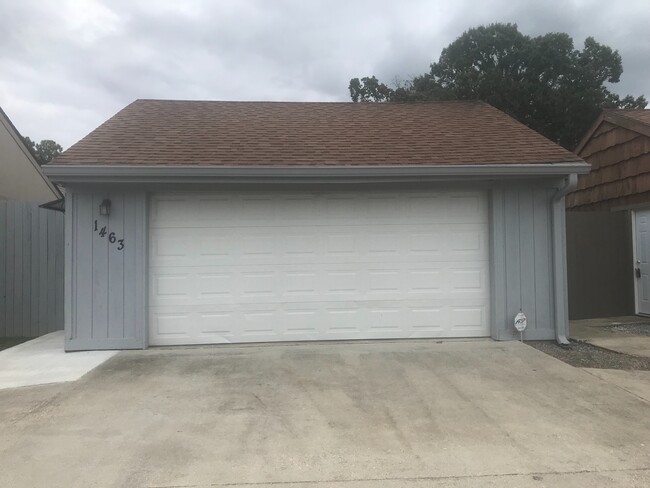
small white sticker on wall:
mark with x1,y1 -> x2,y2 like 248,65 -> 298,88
514,311 -> 527,332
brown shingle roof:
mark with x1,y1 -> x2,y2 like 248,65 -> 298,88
52,99 -> 579,166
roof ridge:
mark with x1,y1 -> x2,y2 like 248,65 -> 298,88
132,98 -> 486,105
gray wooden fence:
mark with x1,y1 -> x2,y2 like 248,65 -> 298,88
0,200 -> 64,337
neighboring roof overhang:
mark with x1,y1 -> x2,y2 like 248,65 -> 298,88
0,107 -> 63,202
44,162 -> 590,185
606,112 -> 650,139
575,110 -> 650,155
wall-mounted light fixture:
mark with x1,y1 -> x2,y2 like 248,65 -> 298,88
99,198 -> 111,216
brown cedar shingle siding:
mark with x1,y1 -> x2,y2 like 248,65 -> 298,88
51,99 -> 578,167
579,127 -> 640,159
591,121 -> 617,138
568,110 -> 650,210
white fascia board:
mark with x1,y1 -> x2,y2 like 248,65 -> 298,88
44,162 -> 590,184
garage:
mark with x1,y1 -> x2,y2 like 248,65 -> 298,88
148,190 -> 490,345
43,99 -> 590,350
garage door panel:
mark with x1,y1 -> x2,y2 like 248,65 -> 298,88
198,311 -> 237,339
197,272 -> 234,297
449,268 -> 486,291
151,312 -> 194,342
285,272 -> 319,296
407,269 -> 443,293
363,194 -> 407,220
150,227 -> 487,267
447,193 -> 484,218
153,273 -> 193,299
368,233 -> 401,255
450,307 -> 488,332
150,265 -> 488,305
326,270 -> 360,294
149,191 -> 490,345
161,197 -> 483,224
150,196 -> 191,225
284,309 -> 319,336
150,299 -> 489,345
409,232 -> 443,255
150,192 -> 487,227
152,236 -> 195,262
198,236 -> 231,258
410,306 -> 445,331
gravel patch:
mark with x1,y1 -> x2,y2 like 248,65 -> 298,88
527,340 -> 650,370
603,323 -> 650,336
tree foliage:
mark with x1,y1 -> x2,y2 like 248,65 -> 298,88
349,76 -> 394,102
349,23 -> 647,149
22,136 -> 63,165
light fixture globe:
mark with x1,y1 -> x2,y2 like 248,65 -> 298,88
99,198 -> 111,216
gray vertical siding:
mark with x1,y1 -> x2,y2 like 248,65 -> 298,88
489,184 -> 559,340
64,182 -> 569,349
65,191 -> 147,351
0,200 -> 64,337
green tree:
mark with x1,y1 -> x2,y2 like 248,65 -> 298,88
348,76 -> 394,103
349,23 -> 647,149
22,137 -> 63,165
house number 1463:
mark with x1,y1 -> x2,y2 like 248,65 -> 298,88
94,220 -> 125,250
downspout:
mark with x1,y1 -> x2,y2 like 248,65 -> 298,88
551,174 -> 578,344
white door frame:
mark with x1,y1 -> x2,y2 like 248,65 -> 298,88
633,209 -> 640,315
632,208 -> 650,316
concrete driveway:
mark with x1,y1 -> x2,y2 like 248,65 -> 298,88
1,340 -> 650,488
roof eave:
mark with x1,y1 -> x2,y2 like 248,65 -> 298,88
574,113 -> 605,155
43,162 -> 590,185
604,112 -> 650,139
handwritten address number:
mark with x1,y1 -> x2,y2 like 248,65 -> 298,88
94,220 -> 125,250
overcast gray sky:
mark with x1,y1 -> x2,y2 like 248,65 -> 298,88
1,0 -> 648,149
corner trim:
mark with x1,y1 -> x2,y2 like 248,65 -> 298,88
632,210 -> 640,316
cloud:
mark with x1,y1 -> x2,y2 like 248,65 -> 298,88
0,0 -> 647,148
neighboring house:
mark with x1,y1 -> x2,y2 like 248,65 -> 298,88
44,100 -> 589,351
567,110 -> 650,319
0,106 -> 65,338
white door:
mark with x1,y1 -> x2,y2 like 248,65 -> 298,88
635,209 -> 650,315
148,190 -> 490,345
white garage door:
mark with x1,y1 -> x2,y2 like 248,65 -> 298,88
148,190 -> 490,345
